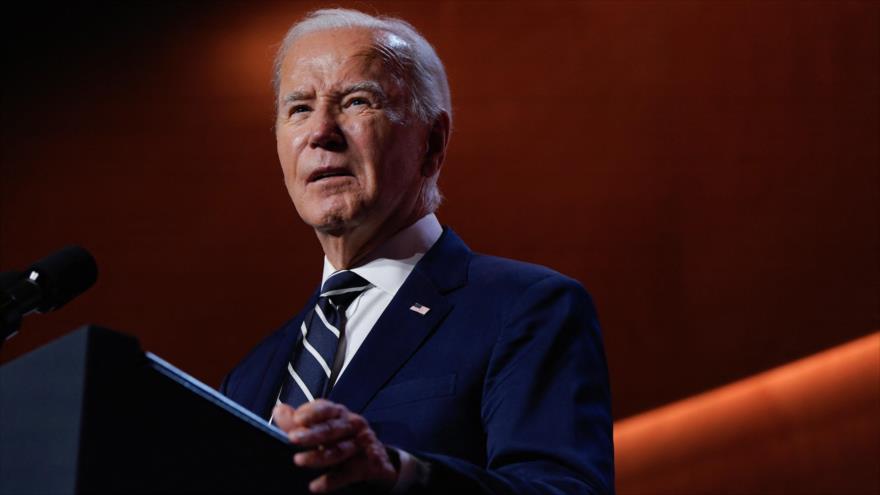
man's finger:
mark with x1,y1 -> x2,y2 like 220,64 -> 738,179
293,439 -> 358,469
293,399 -> 346,426
272,403 -> 297,430
310,449 -> 396,493
289,415 -> 367,446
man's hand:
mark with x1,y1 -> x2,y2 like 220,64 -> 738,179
273,399 -> 398,493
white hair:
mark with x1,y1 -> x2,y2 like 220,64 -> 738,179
273,8 -> 451,212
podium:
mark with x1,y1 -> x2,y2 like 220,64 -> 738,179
0,326 -> 315,494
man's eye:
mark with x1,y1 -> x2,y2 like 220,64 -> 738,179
347,97 -> 370,107
291,104 -> 311,115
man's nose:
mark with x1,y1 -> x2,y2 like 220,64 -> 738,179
308,108 -> 346,152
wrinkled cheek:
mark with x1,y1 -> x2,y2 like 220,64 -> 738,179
277,134 -> 307,186
279,162 -> 296,196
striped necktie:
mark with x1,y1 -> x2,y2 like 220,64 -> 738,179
279,270 -> 372,409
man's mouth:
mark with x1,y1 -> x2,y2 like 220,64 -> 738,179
307,167 -> 354,183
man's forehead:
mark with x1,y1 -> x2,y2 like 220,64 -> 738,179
285,30 -> 364,64
279,57 -> 386,97
279,28 -> 406,94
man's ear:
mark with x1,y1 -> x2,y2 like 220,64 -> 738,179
422,111 -> 450,178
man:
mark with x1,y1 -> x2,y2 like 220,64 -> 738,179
221,8 -> 614,494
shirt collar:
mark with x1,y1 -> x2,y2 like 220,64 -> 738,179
322,213 -> 443,295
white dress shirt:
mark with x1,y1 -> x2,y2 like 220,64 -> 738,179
322,213 -> 443,386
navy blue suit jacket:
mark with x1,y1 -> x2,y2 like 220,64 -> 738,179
221,228 -> 614,494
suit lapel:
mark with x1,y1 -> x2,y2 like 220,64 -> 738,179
328,268 -> 451,413
328,228 -> 470,413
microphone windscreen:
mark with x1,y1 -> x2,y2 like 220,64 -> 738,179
28,245 -> 98,311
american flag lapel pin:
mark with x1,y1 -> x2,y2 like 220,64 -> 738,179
409,303 -> 430,315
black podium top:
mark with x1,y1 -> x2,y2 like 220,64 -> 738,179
1,326 -> 314,494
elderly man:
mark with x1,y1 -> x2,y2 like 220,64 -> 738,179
221,8 -> 613,494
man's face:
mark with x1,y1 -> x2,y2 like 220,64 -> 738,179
275,28 -> 429,237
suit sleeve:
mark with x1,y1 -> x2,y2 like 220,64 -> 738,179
411,275 -> 615,494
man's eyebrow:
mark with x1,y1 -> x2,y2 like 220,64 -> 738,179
282,91 -> 313,104
280,82 -> 387,105
340,81 -> 387,102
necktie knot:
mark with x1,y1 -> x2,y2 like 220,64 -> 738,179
320,270 -> 372,310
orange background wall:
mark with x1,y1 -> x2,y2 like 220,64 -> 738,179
1,0 -> 877,428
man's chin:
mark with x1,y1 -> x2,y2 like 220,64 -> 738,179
315,222 -> 350,237
309,211 -> 359,237
295,198 -> 359,234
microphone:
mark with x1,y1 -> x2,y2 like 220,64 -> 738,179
1,246 -> 98,340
